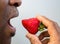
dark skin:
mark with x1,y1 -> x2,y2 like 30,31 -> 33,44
0,0 -> 21,44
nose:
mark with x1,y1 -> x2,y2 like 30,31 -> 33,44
9,0 -> 22,7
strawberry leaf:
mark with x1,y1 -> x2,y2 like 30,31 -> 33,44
38,23 -> 46,31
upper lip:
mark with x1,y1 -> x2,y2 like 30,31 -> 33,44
9,6 -> 19,19
8,6 -> 19,27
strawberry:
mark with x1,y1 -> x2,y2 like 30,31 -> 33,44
22,18 -> 46,34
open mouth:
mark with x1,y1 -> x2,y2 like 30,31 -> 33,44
6,6 -> 18,36
8,19 -> 16,36
8,19 -> 13,27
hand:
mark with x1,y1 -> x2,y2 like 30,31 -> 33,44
26,15 -> 60,44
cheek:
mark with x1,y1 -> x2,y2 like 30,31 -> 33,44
0,0 -> 9,28
0,0 -> 8,11
0,0 -> 9,16
0,17 -> 7,29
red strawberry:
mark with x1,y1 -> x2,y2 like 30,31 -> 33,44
22,18 -> 46,34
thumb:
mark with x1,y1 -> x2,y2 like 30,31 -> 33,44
26,33 -> 42,44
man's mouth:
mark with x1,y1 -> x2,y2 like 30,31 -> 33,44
7,6 -> 18,28
8,19 -> 13,27
6,6 -> 19,36
7,19 -> 16,36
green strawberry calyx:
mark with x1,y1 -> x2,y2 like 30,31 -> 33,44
38,23 -> 47,31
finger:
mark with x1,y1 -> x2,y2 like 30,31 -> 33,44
42,38 -> 49,44
38,31 -> 50,40
26,33 -> 42,44
36,15 -> 52,27
36,15 -> 59,36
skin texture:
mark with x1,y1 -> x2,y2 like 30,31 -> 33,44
26,15 -> 60,44
0,0 -> 21,44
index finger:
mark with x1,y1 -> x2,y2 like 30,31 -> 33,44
36,15 -> 59,37
36,15 -> 53,27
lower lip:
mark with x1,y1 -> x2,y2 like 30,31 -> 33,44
8,23 -> 16,30
8,23 -> 16,36
8,20 -> 16,31
7,20 -> 16,37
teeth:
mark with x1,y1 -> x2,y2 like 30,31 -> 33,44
8,19 -> 13,27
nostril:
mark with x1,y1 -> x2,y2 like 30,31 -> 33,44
14,3 -> 19,7
9,0 -> 22,7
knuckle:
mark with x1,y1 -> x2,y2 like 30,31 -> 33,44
41,16 -> 46,18
49,21 -> 56,26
